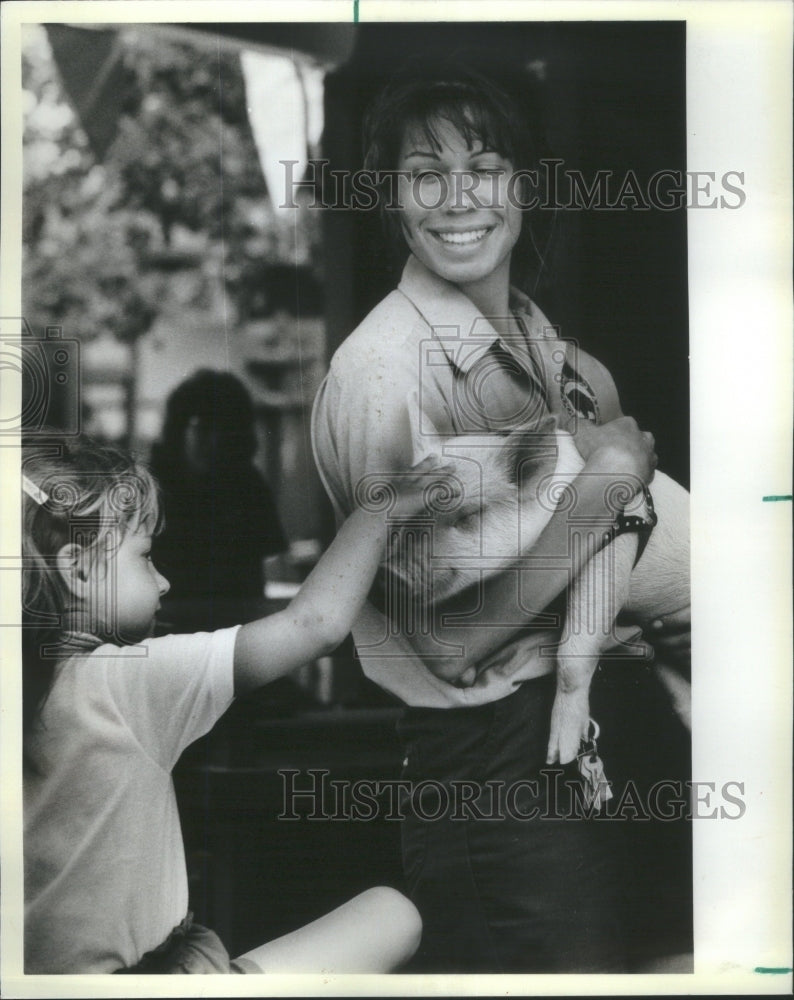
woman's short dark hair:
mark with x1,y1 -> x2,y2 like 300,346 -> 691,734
362,54 -> 551,290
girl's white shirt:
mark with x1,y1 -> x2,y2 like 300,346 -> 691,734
24,626 -> 238,973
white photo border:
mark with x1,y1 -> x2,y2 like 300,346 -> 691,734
1,1 -> 791,996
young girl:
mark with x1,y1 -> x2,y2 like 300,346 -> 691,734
22,433 -> 439,974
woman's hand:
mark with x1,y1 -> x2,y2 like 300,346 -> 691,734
654,661 -> 692,731
646,604 -> 691,674
569,416 -> 658,486
424,655 -> 478,687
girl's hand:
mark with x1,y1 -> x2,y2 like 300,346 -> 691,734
387,455 -> 461,519
571,416 -> 657,486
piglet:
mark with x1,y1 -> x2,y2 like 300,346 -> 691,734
391,407 -> 690,765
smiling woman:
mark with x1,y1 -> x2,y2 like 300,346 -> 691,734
311,55 -> 689,973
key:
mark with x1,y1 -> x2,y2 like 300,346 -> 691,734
577,719 -> 613,811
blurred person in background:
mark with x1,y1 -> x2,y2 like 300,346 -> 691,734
150,369 -> 286,629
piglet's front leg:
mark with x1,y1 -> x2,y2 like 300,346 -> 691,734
546,532 -> 638,765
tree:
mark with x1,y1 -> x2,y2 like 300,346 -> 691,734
21,25 -> 290,441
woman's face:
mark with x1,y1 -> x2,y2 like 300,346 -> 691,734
396,116 -> 522,293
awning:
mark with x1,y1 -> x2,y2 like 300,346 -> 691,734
45,21 -> 355,161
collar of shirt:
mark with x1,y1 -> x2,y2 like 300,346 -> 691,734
396,254 -> 550,380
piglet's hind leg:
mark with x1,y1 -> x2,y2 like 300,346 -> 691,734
547,663 -> 597,765
547,534 -> 637,764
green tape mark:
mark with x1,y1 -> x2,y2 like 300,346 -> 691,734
754,967 -> 793,974
762,495 -> 793,501
353,0 -> 359,23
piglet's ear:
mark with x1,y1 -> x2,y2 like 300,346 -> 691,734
503,413 -> 559,483
406,389 -> 443,464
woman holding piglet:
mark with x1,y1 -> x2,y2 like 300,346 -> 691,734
311,56 -> 690,972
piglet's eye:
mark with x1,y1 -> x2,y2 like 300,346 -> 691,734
454,510 -> 480,531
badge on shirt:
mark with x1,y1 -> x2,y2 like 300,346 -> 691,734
560,359 -> 600,423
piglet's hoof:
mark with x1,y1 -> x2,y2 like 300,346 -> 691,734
547,688 -> 591,765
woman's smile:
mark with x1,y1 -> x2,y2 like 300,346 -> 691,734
430,225 -> 494,247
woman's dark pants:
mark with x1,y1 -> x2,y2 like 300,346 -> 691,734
397,675 -> 628,973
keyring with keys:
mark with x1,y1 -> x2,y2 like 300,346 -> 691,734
576,719 -> 614,811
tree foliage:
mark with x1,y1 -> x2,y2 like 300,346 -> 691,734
22,25 -> 282,346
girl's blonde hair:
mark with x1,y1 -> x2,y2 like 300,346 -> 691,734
22,433 -> 161,735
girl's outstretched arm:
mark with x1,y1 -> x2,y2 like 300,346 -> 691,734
232,886 -> 422,973
233,457 -> 454,695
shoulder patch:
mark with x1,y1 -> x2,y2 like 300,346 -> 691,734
560,359 -> 600,423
